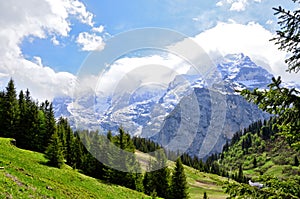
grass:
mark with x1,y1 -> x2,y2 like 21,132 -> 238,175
184,167 -> 229,199
0,138 -> 151,199
135,150 -> 229,199
0,138 -> 229,199
264,165 -> 284,176
221,133 -> 300,182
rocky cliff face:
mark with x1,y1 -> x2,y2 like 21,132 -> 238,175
152,87 -> 269,159
149,54 -> 273,158
54,53 -> 278,158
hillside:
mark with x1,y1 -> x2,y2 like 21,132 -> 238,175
135,150 -> 229,199
0,138 -> 151,199
0,137 -> 231,199
213,119 -> 300,198
182,164 -> 229,199
53,53 -> 271,159
218,119 -> 300,181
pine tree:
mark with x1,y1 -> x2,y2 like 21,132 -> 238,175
143,151 -> 171,197
272,0 -> 300,73
294,156 -> 299,167
169,158 -> 189,199
35,109 -> 46,151
107,130 -> 112,141
253,157 -> 257,168
45,131 -> 64,168
16,90 -> 27,146
14,88 -> 40,151
71,132 -> 84,169
143,171 -> 152,195
21,93 -> 41,151
241,0 -> 300,151
43,101 -> 56,151
89,132 -> 105,179
108,128 -> 142,190
151,150 -> 170,198
2,79 -> 19,138
203,192 -> 208,199
0,91 -> 5,137
58,118 -> 75,166
237,164 -> 244,183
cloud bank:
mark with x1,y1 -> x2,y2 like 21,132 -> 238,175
1,0 -> 298,101
194,21 -> 299,83
216,0 -> 262,12
76,32 -> 105,51
0,0 -> 105,100
95,21 -> 299,93
94,54 -> 191,96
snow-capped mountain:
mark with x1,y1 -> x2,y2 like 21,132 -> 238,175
152,86 -> 269,159
53,53 -> 284,158
217,53 -> 273,90
140,54 -> 273,158
99,86 -> 166,135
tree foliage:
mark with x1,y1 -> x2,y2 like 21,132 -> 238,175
143,150 -> 170,198
271,0 -> 300,73
241,77 -> 300,151
1,79 -> 19,138
45,131 -> 64,168
224,176 -> 300,199
203,192 -> 208,199
169,158 -> 189,199
0,79 -> 193,195
241,0 -> 300,151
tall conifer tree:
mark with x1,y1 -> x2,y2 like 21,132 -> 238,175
2,79 -> 19,138
45,131 -> 64,168
170,158 -> 189,199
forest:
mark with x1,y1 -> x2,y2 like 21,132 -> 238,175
0,79 -> 189,198
0,0 -> 300,198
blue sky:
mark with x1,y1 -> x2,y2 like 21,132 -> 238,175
0,0 -> 298,99
20,0 -> 295,74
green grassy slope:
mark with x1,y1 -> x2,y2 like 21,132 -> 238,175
135,150 -> 229,199
220,133 -> 300,181
0,138 -> 151,199
184,165 -> 229,199
0,137 -> 230,199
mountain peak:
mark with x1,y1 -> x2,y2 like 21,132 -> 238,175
222,53 -> 255,68
224,53 -> 246,60
217,53 -> 273,90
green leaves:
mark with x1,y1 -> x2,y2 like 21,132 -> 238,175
169,158 -> 189,199
1,79 -> 19,138
272,1 -> 300,73
143,150 -> 171,198
45,131 -> 64,168
240,76 -> 300,151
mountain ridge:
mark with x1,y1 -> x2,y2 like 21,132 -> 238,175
53,53 -> 296,158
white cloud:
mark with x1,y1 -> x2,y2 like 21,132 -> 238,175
216,0 -> 263,12
0,0 -> 99,100
92,25 -> 105,33
194,21 -> 299,83
51,36 -> 60,45
84,21 -> 300,98
46,0 -> 94,28
230,0 -> 248,11
216,1 -> 224,7
33,56 -> 43,67
94,54 -> 191,95
266,20 -> 273,25
76,32 -> 105,51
